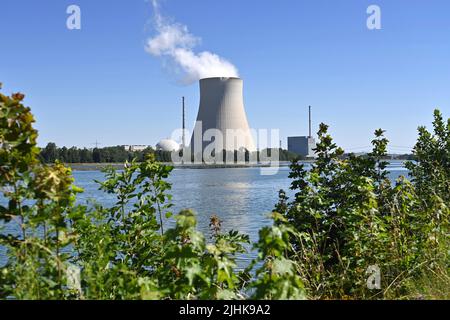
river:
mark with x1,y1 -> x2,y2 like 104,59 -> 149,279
0,161 -> 410,266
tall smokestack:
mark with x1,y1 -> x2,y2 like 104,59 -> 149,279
190,77 -> 256,154
182,97 -> 186,148
308,105 -> 312,138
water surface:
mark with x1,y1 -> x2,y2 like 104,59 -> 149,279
0,162 -> 410,265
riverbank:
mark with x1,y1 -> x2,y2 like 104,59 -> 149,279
66,161 -> 299,171
64,160 -> 409,171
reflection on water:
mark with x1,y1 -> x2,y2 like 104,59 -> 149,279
167,167 -> 284,243
1,162 -> 410,265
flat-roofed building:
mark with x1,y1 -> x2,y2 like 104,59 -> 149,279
123,145 -> 150,152
288,136 -> 316,158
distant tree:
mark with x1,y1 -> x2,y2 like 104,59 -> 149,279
39,144 -> 157,164
92,148 -> 101,163
58,146 -> 68,162
68,147 -> 80,163
41,142 -> 58,163
79,148 -> 93,163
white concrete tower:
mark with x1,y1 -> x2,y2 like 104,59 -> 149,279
189,77 -> 256,156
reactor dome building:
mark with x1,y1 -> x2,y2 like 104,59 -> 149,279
189,77 -> 256,156
156,139 -> 180,152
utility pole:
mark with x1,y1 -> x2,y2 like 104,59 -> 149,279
92,140 -> 101,149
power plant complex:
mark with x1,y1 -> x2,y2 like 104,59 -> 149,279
155,77 -> 316,160
189,77 -> 256,154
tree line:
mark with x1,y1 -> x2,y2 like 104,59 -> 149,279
39,143 -> 301,164
39,143 -> 167,163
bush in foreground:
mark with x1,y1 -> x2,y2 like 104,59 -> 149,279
0,86 -> 302,299
275,113 -> 449,299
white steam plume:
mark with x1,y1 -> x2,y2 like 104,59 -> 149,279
146,0 -> 239,84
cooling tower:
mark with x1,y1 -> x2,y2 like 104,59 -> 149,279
189,77 -> 256,155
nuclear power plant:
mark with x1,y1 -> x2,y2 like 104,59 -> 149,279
189,77 -> 256,156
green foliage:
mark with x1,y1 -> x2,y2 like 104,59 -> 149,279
276,114 -> 449,299
0,86 -> 304,299
406,110 -> 450,203
259,149 -> 302,162
40,143 -> 156,164
151,211 -> 250,299
249,213 -> 306,300
1,84 -> 447,300
65,161 -> 259,300
0,89 -> 81,299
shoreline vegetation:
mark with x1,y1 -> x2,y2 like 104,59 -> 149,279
66,161 -> 295,171
1,85 -> 448,300
66,160 -> 407,172
39,143 -> 304,165
38,142 -> 415,167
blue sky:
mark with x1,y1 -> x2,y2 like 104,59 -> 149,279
1,0 -> 449,153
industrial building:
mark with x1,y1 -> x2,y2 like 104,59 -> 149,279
288,136 -> 316,158
123,145 -> 150,152
288,106 -> 317,158
189,77 -> 256,156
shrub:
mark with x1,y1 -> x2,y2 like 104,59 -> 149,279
0,85 -> 303,300
1,83 -> 448,300
275,112 -> 449,299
